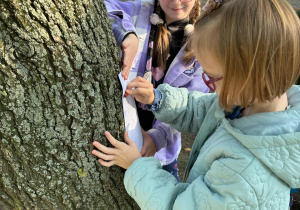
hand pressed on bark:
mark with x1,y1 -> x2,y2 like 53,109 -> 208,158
92,131 -> 141,169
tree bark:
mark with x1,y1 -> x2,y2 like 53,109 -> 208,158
0,0 -> 138,209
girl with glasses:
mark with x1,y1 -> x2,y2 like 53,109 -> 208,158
93,0 -> 300,209
103,0 -> 209,181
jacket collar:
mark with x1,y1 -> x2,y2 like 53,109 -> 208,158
163,45 -> 196,86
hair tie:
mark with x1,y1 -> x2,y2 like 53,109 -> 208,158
184,24 -> 194,36
150,13 -> 164,25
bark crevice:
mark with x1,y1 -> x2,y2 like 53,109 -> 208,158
0,0 -> 138,209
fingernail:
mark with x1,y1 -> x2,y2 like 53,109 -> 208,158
124,92 -> 128,98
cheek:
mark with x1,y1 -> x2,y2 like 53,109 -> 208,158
183,1 -> 195,14
158,1 -> 168,11
186,3 -> 195,12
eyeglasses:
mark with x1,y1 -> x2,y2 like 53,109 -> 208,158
161,0 -> 193,3
202,72 -> 222,91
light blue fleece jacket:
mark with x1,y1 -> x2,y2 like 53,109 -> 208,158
124,84 -> 300,209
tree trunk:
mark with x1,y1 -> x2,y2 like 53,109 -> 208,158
0,0 -> 138,209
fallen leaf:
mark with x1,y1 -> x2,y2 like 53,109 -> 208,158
184,148 -> 191,152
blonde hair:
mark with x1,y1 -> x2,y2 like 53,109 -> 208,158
189,0 -> 300,110
153,0 -> 201,70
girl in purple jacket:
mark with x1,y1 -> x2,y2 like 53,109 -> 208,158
104,0 -> 209,181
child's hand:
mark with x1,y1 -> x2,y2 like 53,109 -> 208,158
140,128 -> 157,157
121,33 -> 139,80
125,76 -> 155,105
92,131 -> 141,169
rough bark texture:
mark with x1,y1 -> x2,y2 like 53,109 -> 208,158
0,0 -> 138,209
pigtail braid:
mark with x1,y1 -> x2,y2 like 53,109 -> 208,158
153,2 -> 171,70
183,0 -> 202,64
189,0 -> 201,24
199,0 -> 223,19
183,0 -> 223,63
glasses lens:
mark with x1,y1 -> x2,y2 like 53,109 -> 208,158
204,73 -> 209,81
203,73 -> 210,82
208,83 -> 215,91
202,73 -> 215,91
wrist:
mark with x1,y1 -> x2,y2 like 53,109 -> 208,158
146,88 -> 162,111
123,32 -> 137,42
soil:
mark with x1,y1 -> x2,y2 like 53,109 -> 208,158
178,132 -> 195,180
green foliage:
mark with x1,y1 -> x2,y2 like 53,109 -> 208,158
296,9 -> 300,18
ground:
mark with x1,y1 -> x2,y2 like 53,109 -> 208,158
178,132 -> 194,180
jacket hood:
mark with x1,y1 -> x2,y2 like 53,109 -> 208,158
216,85 -> 300,188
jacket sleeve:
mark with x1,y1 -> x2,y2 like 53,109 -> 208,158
104,0 -> 139,47
147,120 -> 180,151
148,65 -> 210,150
154,84 -> 216,135
124,157 -> 259,210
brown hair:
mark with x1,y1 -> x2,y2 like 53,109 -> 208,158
189,0 -> 300,110
153,0 -> 201,70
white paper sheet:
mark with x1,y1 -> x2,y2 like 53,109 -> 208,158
118,72 -> 143,151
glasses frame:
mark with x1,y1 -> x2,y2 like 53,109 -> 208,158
202,72 -> 223,91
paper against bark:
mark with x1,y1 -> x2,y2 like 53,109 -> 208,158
118,72 -> 143,151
